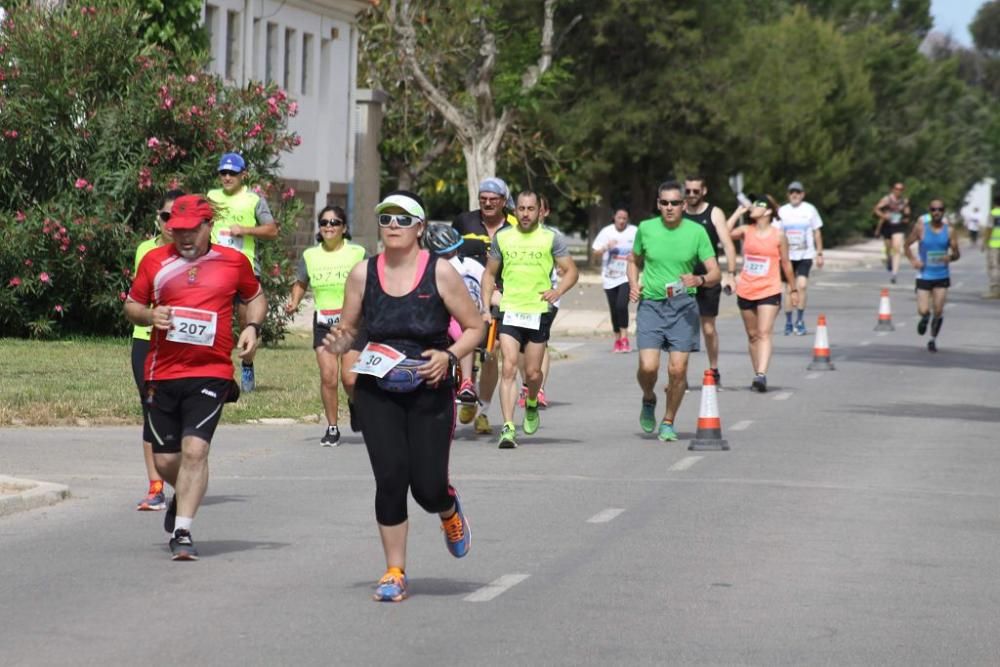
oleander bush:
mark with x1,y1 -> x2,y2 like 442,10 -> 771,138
0,0 -> 302,341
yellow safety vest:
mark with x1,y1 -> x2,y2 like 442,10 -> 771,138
208,187 -> 261,264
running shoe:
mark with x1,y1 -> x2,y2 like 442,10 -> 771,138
537,389 -> 548,408
612,338 -> 622,353
348,400 -> 361,432
657,421 -> 678,442
621,338 -> 632,353
890,276 -> 897,285
458,403 -> 477,425
783,321 -> 794,336
163,495 -> 177,534
639,398 -> 657,433
241,364 -> 255,393
751,373 -> 767,393
137,489 -> 166,512
917,314 -> 930,336
441,494 -> 471,558
474,413 -> 492,434
927,340 -> 937,352
711,368 -> 721,388
373,569 -> 408,602
169,529 -> 198,561
517,384 -> 527,408
320,425 -> 341,447
457,379 -> 477,404
498,423 -> 518,449
523,401 -> 540,435
795,320 -> 807,336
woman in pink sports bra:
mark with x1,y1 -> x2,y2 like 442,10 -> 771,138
727,195 -> 798,393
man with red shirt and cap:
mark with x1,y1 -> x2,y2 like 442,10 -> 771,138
125,194 -> 266,561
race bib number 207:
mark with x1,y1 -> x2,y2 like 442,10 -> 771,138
166,307 -> 218,347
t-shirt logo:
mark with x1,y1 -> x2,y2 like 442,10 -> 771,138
187,267 -> 199,284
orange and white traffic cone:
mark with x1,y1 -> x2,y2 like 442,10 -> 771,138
688,369 -> 729,452
874,288 -> 895,332
807,314 -> 835,371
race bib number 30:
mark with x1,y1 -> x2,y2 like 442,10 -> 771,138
351,342 -> 406,378
318,309 -> 342,327
503,311 -> 542,330
743,254 -> 771,277
166,307 -> 218,347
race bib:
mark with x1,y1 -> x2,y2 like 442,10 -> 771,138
318,309 -> 341,327
351,342 -> 406,378
166,307 -> 217,347
926,250 -> 948,266
503,311 -> 541,330
664,279 -> 687,298
607,257 -> 628,278
785,229 -> 806,251
216,229 -> 244,250
743,254 -> 771,277
888,212 -> 903,225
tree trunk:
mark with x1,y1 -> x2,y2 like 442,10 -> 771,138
461,133 -> 500,210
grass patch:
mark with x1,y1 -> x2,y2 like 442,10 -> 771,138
0,333 -> 334,426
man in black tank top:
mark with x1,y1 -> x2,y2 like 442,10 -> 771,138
684,176 -> 737,386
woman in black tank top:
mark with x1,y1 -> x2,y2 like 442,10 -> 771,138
324,190 -> 484,602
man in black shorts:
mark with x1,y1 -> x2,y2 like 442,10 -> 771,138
873,181 -> 911,284
683,175 -> 736,385
125,195 -> 266,560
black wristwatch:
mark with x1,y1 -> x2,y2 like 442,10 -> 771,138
445,350 -> 459,366
245,322 -> 262,335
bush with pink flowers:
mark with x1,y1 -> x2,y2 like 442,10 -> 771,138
0,0 -> 302,340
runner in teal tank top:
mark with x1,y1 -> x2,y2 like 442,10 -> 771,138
905,198 -> 960,352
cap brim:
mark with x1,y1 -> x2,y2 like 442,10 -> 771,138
375,194 -> 425,219
165,217 -> 205,231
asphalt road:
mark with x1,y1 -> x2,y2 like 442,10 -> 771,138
2,257 -> 999,666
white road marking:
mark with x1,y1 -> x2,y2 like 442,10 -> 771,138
805,372 -> 821,380
549,341 -> 583,353
955,281 -> 965,289
876,331 -> 889,337
586,508 -> 626,523
668,457 -> 703,472
730,420 -> 753,431
772,391 -> 793,401
896,320 -> 907,327
465,574 -> 531,602
859,340 -> 872,347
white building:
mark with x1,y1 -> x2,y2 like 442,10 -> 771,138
201,0 -> 372,248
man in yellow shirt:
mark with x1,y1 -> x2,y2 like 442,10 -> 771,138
207,152 -> 278,391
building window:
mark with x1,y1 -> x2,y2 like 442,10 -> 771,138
204,4 -> 218,67
265,22 -> 278,84
284,28 -> 297,92
252,18 -> 261,79
225,10 -> 240,83
302,33 -> 313,96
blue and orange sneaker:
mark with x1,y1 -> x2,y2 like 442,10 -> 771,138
442,494 -> 471,558
373,568 -> 408,602
136,487 -> 166,511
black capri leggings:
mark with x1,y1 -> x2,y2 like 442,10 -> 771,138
604,283 -> 630,333
354,375 -> 456,526
131,338 -> 154,443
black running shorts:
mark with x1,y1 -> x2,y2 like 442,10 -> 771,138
144,377 -> 237,453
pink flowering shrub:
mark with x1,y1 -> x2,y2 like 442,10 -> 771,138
0,0 -> 302,339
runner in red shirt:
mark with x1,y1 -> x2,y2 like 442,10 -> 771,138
125,194 -> 265,561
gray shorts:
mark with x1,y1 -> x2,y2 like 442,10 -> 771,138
636,296 -> 700,352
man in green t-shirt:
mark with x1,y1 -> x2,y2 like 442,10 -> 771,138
627,180 -> 720,442
481,191 -> 578,449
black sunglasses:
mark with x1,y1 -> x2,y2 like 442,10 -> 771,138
929,207 -> 945,212
658,199 -> 684,207
378,213 -> 420,228
788,189 -> 803,194
158,211 -> 171,222
219,170 -> 241,177
684,189 -> 702,195
319,218 -> 345,227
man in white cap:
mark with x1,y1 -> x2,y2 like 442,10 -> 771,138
207,152 -> 278,392
776,181 -> 824,335
452,177 -> 516,433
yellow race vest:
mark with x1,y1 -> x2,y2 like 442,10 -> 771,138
303,242 -> 366,311
207,187 -> 261,264
990,207 -> 1000,249
131,236 -> 165,340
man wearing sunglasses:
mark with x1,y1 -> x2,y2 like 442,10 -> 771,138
904,199 -> 960,352
207,152 -> 278,392
776,181 -> 824,336
683,175 -> 737,385
628,181 -> 720,442
452,177 -> 515,435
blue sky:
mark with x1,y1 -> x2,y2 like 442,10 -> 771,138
931,0 -> 984,46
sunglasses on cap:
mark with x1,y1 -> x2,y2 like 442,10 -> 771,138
158,211 -> 171,222
378,213 -> 420,228
319,218 -> 345,227
657,198 -> 684,207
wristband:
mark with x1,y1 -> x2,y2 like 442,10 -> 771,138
245,322 -> 262,335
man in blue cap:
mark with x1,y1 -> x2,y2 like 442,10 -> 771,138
452,177 -> 516,432
207,152 -> 278,392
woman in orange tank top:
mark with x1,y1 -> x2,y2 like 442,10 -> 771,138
727,195 -> 798,392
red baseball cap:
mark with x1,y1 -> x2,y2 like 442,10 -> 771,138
165,195 -> 214,230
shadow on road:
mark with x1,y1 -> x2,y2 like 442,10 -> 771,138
194,539 -> 290,556
835,343 -> 1000,373
836,401 -> 1000,423
350,577 -> 486,597
200,494 -> 250,506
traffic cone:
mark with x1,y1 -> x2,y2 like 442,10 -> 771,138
688,369 -> 729,452
874,288 -> 894,331
807,314 -> 835,371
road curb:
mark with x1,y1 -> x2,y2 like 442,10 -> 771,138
0,475 -> 71,518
